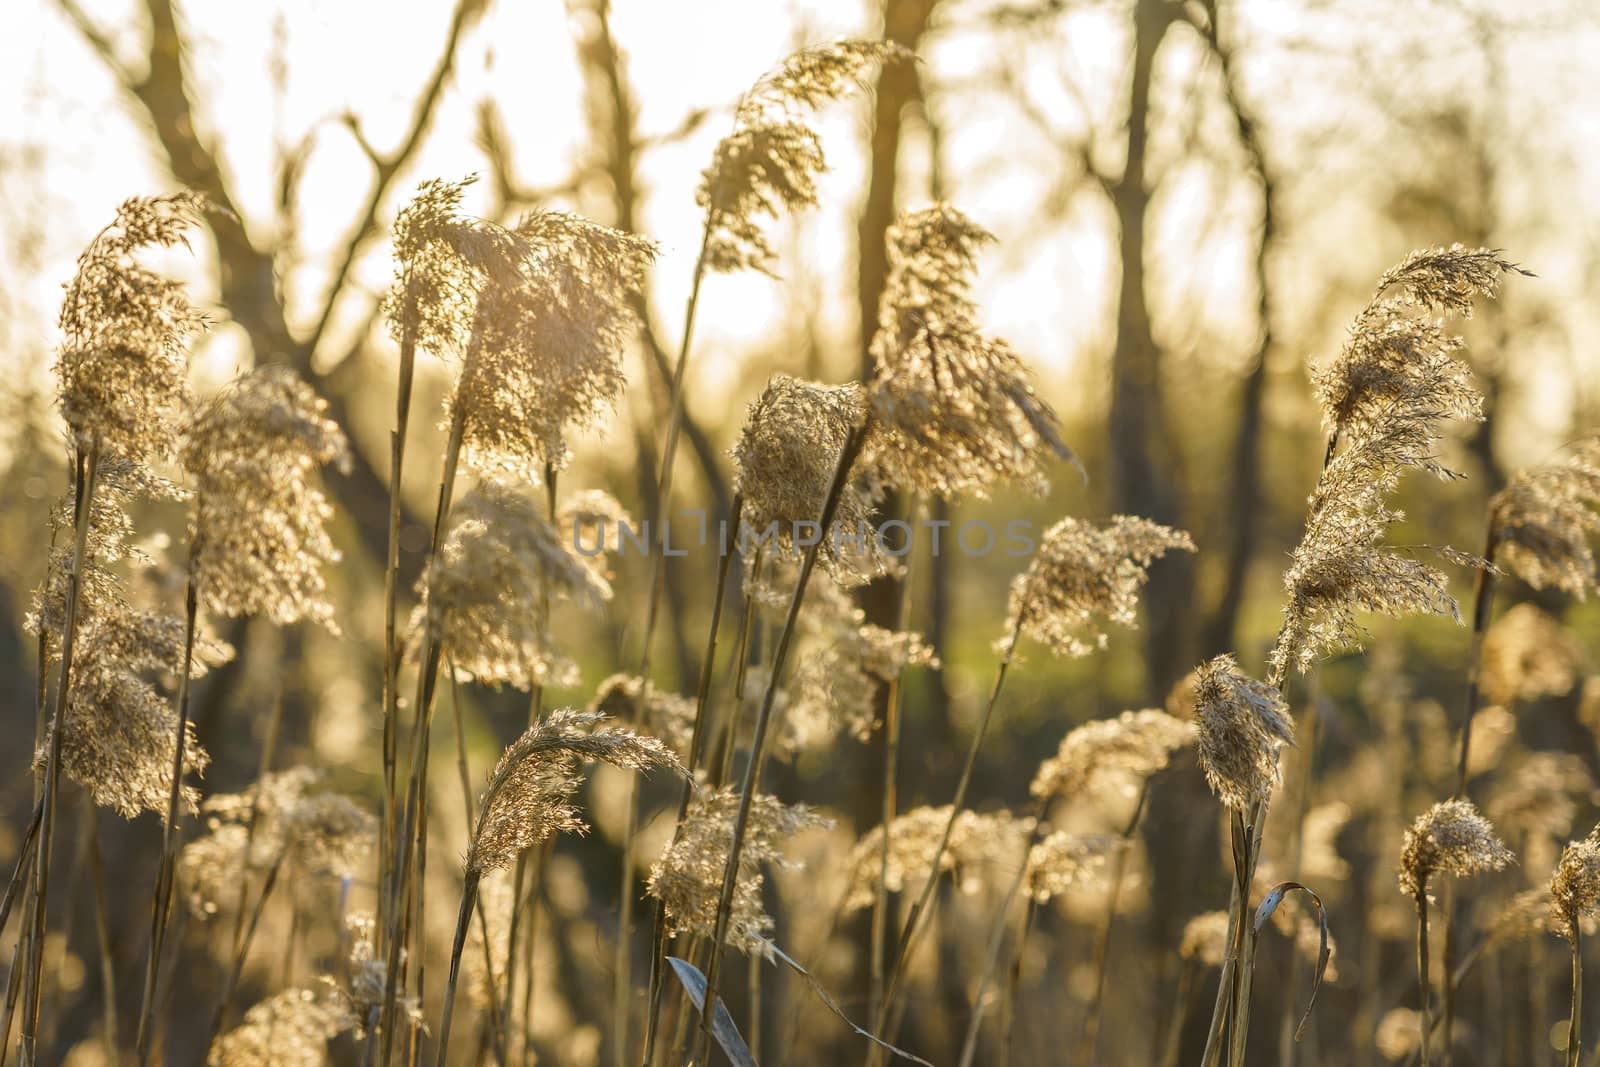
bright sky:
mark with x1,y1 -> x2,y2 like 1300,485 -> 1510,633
3,0 -> 1598,463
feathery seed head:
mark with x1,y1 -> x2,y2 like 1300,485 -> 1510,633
55,193 -> 208,461
1398,798 -> 1513,898
1487,751 -> 1595,842
1489,436 -> 1600,598
183,365 -> 350,629
1006,516 -> 1195,657
700,41 -> 907,276
867,204 -> 1077,497
841,806 -> 1035,911
1194,654 -> 1293,811
587,674 -> 697,759
208,984 -> 355,1066
732,374 -> 888,585
45,602 -> 229,821
468,708 -> 679,873
449,210 -> 655,477
1030,709 -> 1195,800
423,478 -> 609,690
1553,832 -> 1600,941
647,787 -> 828,957
1024,831 -> 1115,904
1480,603 -> 1583,706
1181,911 -> 1232,968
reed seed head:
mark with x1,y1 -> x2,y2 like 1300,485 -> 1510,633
207,983 -> 355,1066
1553,831 -> 1600,941
55,193 -> 208,462
1489,435 -> 1600,599
1398,798 -> 1513,898
1024,831 -> 1115,904
1030,709 -> 1195,801
647,787 -> 828,957
183,365 -> 350,629
732,374 -> 888,585
841,805 -> 1035,911
1194,654 -> 1293,811
867,204 -> 1078,498
423,478 -> 609,690
587,673 -> 697,759
1007,516 -> 1196,657
700,41 -> 907,275
467,708 -> 680,873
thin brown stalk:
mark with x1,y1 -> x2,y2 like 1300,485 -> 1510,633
870,610 -> 1027,1056
381,299 -> 421,949
84,805 -> 117,1060
207,851 -> 285,1047
136,555 -> 199,1067
1417,889 -> 1433,1067
1570,927 -> 1583,1067
870,495 -> 922,1026
1080,782 -> 1150,1065
695,421 -> 868,1065
504,463 -> 556,1065
0,801 -> 41,938
23,440 -> 101,1065
380,404 -> 466,1064
641,494 -> 745,1067
435,869 -> 482,1067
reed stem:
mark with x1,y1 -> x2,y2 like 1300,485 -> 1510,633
695,422 -> 868,1065
137,555 -> 199,1066
23,441 -> 100,1066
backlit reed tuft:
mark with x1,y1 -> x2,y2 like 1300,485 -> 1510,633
467,709 -> 679,874
1553,832 -> 1600,941
1030,709 -> 1195,801
1486,751 -> 1594,843
1274,248 -> 1521,680
1193,653 -> 1293,812
179,768 -> 373,915
699,40 -> 908,276
1399,799 -> 1512,899
842,806 -> 1035,911
449,210 -> 655,476
54,192 -> 208,461
787,590 -> 938,743
557,488 -> 633,584
867,204 -> 1077,498
1489,435 -> 1600,598
1313,246 -> 1521,443
588,673 -> 697,759
1024,831 -> 1115,904
183,365 -> 351,630
423,478 -> 610,690
1005,516 -> 1195,656
45,601 -> 230,819
647,787 -> 827,957
732,374 -> 888,584
207,983 -> 355,1067
1182,911 -> 1232,968
1479,602 -> 1583,706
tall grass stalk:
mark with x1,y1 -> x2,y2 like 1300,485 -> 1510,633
136,555 -> 199,1066
1568,926 -> 1582,1067
22,440 -> 100,1065
379,402 -> 467,1064
868,611 -> 1027,1060
640,493 -> 744,1066
694,424 -> 868,1065
1080,782 -> 1151,1064
1416,889 -> 1433,1067
869,494 -> 922,1026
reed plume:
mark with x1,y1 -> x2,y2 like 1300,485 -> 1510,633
1488,435 -> 1600,598
867,204 -> 1078,498
207,983 -> 355,1066
183,365 -> 352,629
422,477 -> 610,691
1030,709 -> 1195,801
1194,654 -> 1294,813
648,787 -> 828,955
1399,799 -> 1512,1066
434,710 -> 679,1063
1554,830 -> 1600,1066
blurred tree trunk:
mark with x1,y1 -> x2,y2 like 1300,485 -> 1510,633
1195,0 -> 1277,662
1108,0 -> 1191,699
